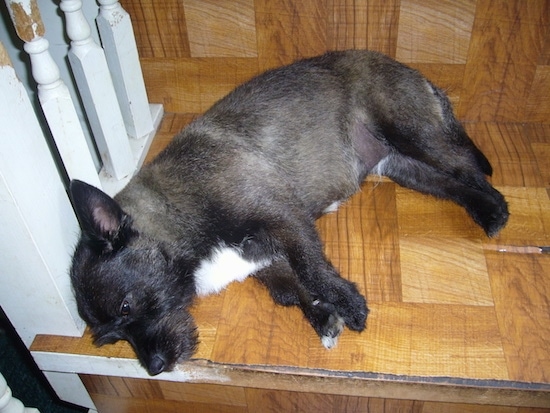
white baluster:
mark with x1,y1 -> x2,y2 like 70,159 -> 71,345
0,373 -> 40,413
96,0 -> 154,139
25,38 -> 102,188
4,0 -> 101,187
60,0 -> 134,181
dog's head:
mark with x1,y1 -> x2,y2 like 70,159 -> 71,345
69,180 -> 198,375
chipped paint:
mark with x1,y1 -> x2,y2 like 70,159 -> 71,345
7,0 -> 45,42
0,42 -> 13,67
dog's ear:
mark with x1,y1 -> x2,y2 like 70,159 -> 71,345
69,180 -> 136,254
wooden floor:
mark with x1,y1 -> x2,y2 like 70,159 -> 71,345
32,115 -> 549,412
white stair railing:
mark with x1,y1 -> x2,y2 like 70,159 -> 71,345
1,0 -> 163,409
0,38 -> 85,347
60,0 -> 134,181
4,0 -> 101,188
97,0 -> 154,139
3,0 -> 162,195
94,0 -> 163,195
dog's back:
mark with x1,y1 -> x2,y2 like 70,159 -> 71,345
119,51 -> 438,228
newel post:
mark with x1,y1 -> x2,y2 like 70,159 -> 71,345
0,39 -> 85,345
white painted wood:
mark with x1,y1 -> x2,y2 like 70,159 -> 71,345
100,103 -> 164,196
31,42 -> 101,187
0,373 -> 40,413
96,0 -> 154,139
1,3 -> 163,411
1,1 -> 105,173
32,351 -> 231,384
60,0 -> 134,180
0,42 -> 85,347
4,1 -> 43,40
42,372 -> 96,411
6,0 -> 101,187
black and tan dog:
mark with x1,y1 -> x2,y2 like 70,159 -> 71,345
69,50 -> 508,375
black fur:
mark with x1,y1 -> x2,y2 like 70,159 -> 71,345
69,50 -> 508,375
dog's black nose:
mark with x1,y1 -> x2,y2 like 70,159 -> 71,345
148,355 -> 166,375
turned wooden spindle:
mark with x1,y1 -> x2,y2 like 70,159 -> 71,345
59,0 -> 134,181
97,0 -> 154,139
4,0 -> 101,187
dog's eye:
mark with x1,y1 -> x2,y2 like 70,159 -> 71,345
120,300 -> 131,317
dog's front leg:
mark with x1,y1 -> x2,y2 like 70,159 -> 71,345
254,259 -> 346,348
266,215 -> 369,333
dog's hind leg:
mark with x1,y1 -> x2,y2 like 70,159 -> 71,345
377,152 -> 508,237
363,80 -> 508,236
254,259 -> 346,348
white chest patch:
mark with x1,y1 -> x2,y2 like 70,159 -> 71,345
194,245 -> 271,296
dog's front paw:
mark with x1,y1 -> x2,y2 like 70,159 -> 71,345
320,312 -> 345,349
327,281 -> 369,332
339,293 -> 369,332
307,300 -> 345,349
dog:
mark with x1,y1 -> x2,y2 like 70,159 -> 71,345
69,50 -> 508,375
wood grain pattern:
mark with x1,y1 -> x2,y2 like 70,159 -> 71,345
80,375 -> 550,413
140,57 -> 259,113
122,0 -> 190,58
317,182 -> 402,303
365,0 -> 401,56
121,0 -> 550,122
464,123 -> 544,187
160,381 -> 248,406
487,252 -> 550,383
399,238 -> 492,305
196,58 -> 260,112
526,66 -> 550,123
210,278 -> 313,365
141,58 -> 201,113
525,123 -> 550,186
457,0 -> 550,121
184,0 -> 257,58
493,187 -> 550,246
328,0 -> 369,50
395,188 -> 483,238
307,303 -> 508,379
396,0 -> 476,63
255,0 -> 328,71
327,0 -> 401,55
77,373 -> 550,413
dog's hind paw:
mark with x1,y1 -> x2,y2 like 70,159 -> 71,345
471,194 -> 509,237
